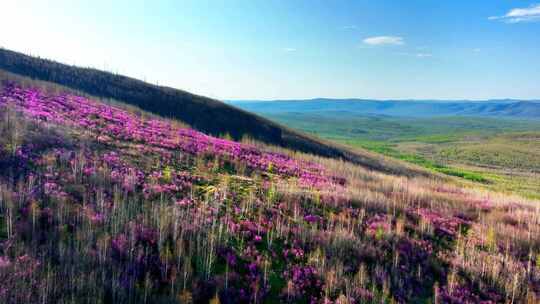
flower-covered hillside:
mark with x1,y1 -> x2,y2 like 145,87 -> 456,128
0,81 -> 539,303
1,83 -> 331,186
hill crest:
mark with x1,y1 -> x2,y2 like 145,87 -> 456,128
0,47 -> 428,177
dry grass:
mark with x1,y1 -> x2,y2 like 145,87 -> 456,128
0,75 -> 539,303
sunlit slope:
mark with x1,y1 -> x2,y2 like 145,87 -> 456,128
0,79 -> 539,303
0,48 -> 428,178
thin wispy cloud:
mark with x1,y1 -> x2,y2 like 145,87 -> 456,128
489,3 -> 540,23
363,36 -> 404,46
282,47 -> 297,52
397,52 -> 433,58
342,25 -> 358,30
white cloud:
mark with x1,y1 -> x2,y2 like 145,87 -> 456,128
282,48 -> 297,52
489,4 -> 540,23
362,36 -> 404,46
396,52 -> 433,58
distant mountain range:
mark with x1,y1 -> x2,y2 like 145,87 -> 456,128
228,98 -> 540,119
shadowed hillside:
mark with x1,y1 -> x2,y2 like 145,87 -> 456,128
0,48 -> 429,177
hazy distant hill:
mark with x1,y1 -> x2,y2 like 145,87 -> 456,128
228,98 -> 540,118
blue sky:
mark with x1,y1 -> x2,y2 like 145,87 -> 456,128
1,1 -> 539,100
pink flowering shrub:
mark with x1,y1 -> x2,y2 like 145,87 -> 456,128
0,83 -> 334,187
0,255 -> 44,303
0,81 -> 538,303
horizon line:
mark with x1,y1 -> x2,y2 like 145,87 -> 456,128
226,97 -> 540,102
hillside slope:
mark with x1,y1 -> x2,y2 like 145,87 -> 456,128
1,79 -> 539,303
0,48 -> 427,178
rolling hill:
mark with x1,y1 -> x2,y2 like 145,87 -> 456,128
228,98 -> 540,199
0,48 -> 427,178
1,71 -> 539,303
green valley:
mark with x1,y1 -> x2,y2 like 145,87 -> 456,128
230,110 -> 540,199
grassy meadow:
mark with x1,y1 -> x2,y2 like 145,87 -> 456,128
256,113 -> 540,199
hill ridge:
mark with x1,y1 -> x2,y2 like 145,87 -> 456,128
0,48 -> 430,177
